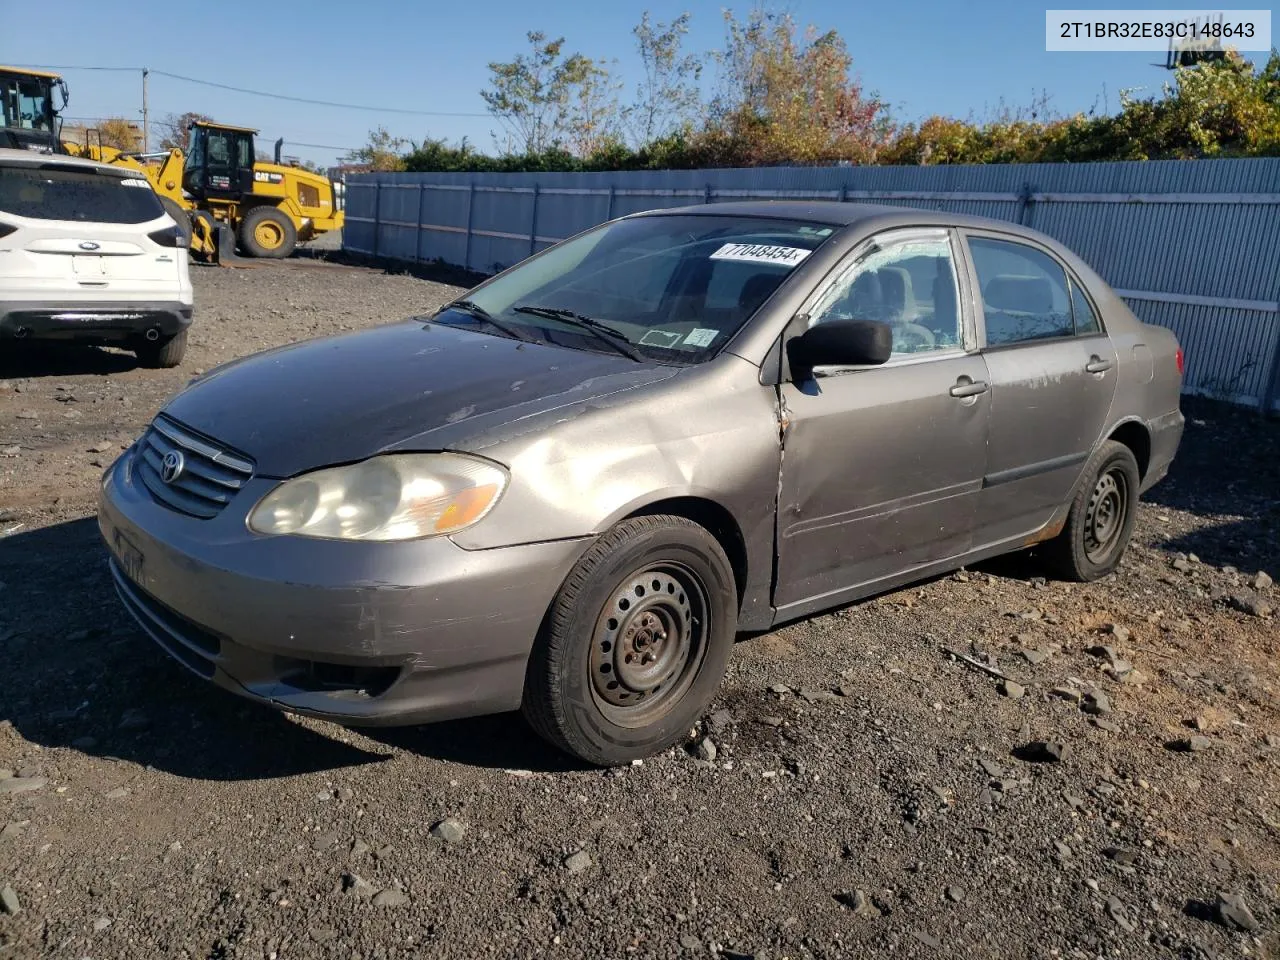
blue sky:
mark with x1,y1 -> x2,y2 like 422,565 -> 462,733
4,0 -> 1222,168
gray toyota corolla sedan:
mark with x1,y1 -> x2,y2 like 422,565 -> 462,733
98,201 -> 1184,765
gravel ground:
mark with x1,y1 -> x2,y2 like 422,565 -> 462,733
1,260 -> 1278,960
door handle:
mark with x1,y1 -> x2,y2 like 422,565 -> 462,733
1085,355 -> 1114,374
949,379 -> 989,398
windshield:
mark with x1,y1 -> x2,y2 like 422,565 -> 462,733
441,215 -> 838,362
0,164 -> 164,223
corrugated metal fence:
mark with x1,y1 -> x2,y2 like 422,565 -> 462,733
343,160 -> 1280,412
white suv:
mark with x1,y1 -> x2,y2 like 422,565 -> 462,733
0,147 -> 193,367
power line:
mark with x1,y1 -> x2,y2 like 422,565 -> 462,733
16,63 -> 491,117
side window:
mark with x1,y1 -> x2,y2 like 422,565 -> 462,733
1069,277 -> 1101,335
969,236 -> 1073,346
810,231 -> 963,356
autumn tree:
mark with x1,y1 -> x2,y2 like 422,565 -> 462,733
157,112 -> 213,152
342,127 -> 411,171
708,9 -> 890,165
87,117 -> 143,152
629,12 -> 703,145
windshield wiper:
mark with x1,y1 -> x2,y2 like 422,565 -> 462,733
438,299 -> 543,344
512,305 -> 643,361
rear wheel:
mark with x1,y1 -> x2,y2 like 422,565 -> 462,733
1044,440 -> 1140,581
134,329 -> 188,368
522,515 -> 738,766
238,206 -> 297,258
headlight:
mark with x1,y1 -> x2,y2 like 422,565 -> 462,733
247,453 -> 507,541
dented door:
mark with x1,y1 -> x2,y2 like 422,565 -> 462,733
774,353 -> 991,610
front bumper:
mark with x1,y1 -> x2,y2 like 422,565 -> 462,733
97,449 -> 591,726
0,300 -> 192,342
1141,408 -> 1185,493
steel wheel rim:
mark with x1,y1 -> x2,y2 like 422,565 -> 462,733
1084,468 -> 1127,563
255,220 -> 283,249
589,562 -> 710,728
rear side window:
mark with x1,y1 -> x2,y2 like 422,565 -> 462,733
1069,277 -> 1102,334
0,165 -> 164,224
969,236 -> 1074,345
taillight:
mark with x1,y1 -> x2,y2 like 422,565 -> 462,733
0,222 -> 15,239
1175,348 -> 1184,376
148,225 -> 188,249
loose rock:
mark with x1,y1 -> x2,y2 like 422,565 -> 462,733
430,817 -> 466,844
1015,741 -> 1067,763
1082,690 -> 1112,715
372,887 -> 409,908
1216,892 -> 1260,932
0,885 -> 18,915
342,873 -> 375,899
563,850 -> 593,874
999,679 -> 1025,699
693,737 -> 717,763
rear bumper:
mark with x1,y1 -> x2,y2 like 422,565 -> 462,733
1141,409 -> 1184,492
0,300 -> 192,341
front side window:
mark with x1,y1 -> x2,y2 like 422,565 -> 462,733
809,230 -> 963,356
451,215 -> 838,363
0,164 -> 163,223
969,236 -> 1074,346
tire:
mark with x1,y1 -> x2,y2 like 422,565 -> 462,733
522,515 -> 739,766
1043,440 -> 1140,582
237,206 -> 297,258
157,196 -> 192,248
134,329 -> 188,368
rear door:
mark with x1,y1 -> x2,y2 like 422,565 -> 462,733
0,162 -> 178,300
963,231 -> 1119,547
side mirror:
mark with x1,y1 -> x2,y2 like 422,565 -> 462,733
787,318 -> 892,377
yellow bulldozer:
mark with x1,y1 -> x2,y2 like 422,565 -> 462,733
1,65 -> 344,262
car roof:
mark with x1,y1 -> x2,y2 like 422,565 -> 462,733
639,199 -> 1031,235
0,146 -> 138,176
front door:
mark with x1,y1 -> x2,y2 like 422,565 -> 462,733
774,228 -> 991,613
964,232 -> 1120,547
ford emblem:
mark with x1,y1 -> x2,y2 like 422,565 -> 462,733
79,241 -> 101,251
160,450 -> 185,484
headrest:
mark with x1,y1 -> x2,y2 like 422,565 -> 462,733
738,272 -> 784,313
985,275 -> 1052,314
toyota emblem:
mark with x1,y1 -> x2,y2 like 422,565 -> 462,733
78,241 -> 101,251
160,450 -> 185,484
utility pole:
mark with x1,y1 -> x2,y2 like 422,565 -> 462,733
141,67 -> 149,152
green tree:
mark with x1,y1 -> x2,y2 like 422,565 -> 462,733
481,31 -> 602,153
630,12 -> 703,145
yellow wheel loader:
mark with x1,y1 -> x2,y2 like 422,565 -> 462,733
2,66 -> 344,263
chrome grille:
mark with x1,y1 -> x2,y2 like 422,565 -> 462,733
134,415 -> 254,519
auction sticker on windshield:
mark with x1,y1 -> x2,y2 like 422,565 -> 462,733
710,243 -> 812,266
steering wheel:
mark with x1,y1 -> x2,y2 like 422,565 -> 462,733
894,322 -> 936,352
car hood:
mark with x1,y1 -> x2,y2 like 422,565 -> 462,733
162,320 -> 679,477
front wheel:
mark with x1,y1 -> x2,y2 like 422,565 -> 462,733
238,206 -> 297,258
522,516 -> 738,766
1044,440 -> 1140,582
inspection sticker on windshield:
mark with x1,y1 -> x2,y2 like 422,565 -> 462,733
710,242 -> 811,267
683,328 -> 719,348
